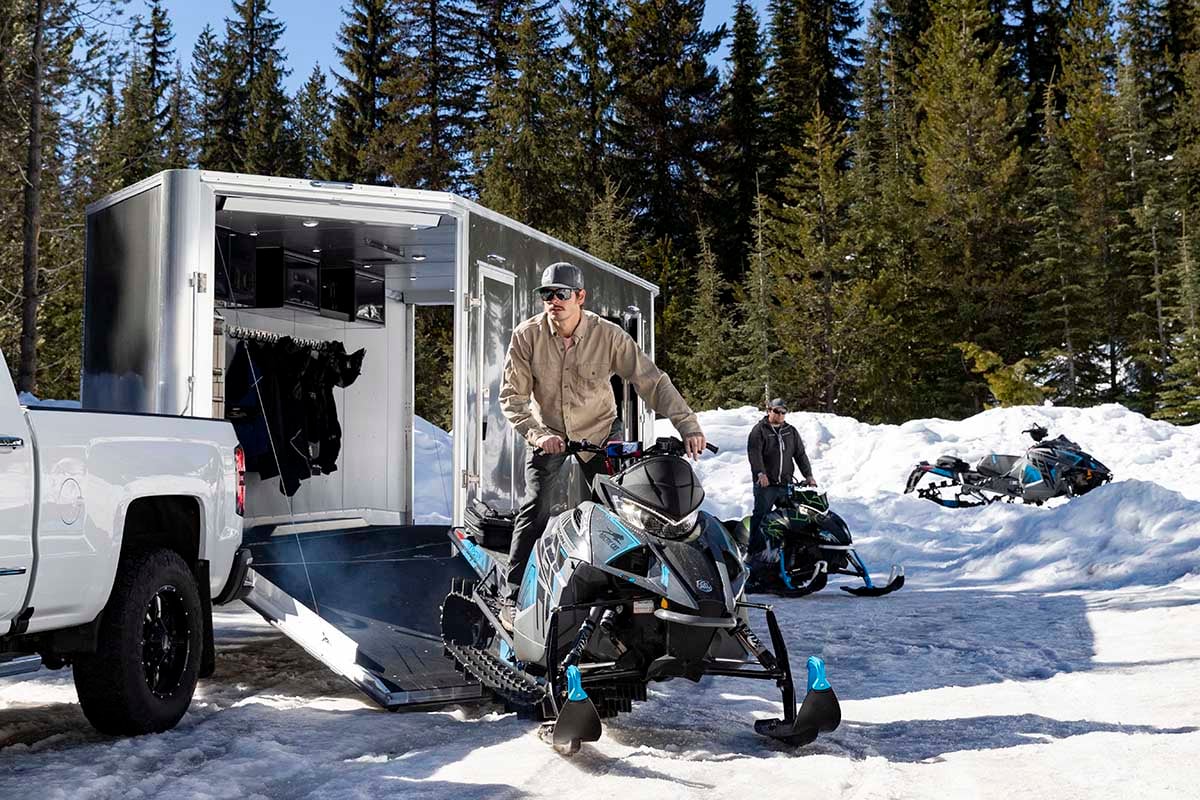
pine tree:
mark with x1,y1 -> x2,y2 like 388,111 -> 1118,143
562,0 -> 618,198
143,0 -> 175,138
1059,0 -> 1128,401
914,0 -> 1023,414
206,0 -> 290,173
842,8 -> 929,422
383,0 -> 476,191
1155,210 -> 1200,422
114,43 -> 159,182
772,108 -> 855,412
764,0 -> 861,194
191,24 -> 225,169
243,55 -> 301,176
475,1 -> 574,233
581,176 -> 636,269
681,226 -> 738,408
735,193 -> 781,406
328,0 -> 404,184
296,64 -> 333,179
163,61 -> 192,168
610,0 -> 722,247
714,0 -> 768,286
1007,0 -> 1067,146
1156,44 -> 1200,422
1023,84 -> 1099,404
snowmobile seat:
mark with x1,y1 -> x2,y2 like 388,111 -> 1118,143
976,453 -> 1021,478
935,455 -> 970,473
465,500 -> 516,549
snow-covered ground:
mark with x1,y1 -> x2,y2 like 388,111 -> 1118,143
3,404 -> 1199,799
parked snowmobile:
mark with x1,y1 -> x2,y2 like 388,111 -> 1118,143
442,437 -> 842,755
904,424 -> 1112,508
730,485 -> 904,598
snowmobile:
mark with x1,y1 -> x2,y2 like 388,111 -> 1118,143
442,437 -> 842,755
728,485 -> 904,598
904,423 -> 1112,509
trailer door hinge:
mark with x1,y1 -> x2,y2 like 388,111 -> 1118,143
468,294 -> 482,308
189,272 -> 208,293
462,471 -> 480,488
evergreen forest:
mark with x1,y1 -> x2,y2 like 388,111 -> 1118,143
2,0 -> 1199,429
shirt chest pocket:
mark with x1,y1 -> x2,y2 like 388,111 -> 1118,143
573,360 -> 610,388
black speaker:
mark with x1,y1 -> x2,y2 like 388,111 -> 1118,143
319,264 -> 356,321
254,246 -> 287,307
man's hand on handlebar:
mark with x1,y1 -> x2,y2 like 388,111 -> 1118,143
535,434 -> 566,454
684,432 -> 707,460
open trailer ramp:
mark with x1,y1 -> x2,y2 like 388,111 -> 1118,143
241,523 -> 484,709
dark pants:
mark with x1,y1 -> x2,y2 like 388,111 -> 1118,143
504,449 -> 610,599
749,483 -> 789,554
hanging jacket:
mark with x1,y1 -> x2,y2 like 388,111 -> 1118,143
747,417 -> 813,486
225,337 -> 364,497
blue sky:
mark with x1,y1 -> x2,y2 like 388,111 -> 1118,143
156,0 -> 771,93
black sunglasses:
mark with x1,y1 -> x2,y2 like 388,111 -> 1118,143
769,407 -> 787,414
538,287 -> 576,302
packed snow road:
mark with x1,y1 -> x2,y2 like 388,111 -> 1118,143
2,405 -> 1198,799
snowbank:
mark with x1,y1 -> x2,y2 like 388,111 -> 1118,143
661,403 -> 1200,592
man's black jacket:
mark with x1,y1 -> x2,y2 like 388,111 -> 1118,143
747,417 -> 813,485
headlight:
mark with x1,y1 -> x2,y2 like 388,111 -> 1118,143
614,496 -> 700,541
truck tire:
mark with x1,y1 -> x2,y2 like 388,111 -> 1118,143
73,549 -> 203,735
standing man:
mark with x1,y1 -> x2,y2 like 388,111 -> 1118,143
746,398 -> 816,553
498,262 -> 706,629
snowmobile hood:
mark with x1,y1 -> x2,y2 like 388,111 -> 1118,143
609,455 -> 705,522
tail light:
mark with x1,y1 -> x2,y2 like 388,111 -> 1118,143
235,445 -> 246,516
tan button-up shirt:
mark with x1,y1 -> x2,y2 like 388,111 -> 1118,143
499,310 -> 702,449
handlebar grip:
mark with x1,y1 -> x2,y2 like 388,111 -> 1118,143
705,442 -> 719,453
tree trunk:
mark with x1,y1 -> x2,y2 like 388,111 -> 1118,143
19,0 -> 47,395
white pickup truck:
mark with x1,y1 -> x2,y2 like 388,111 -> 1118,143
0,347 -> 250,735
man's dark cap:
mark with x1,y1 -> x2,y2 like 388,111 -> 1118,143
768,398 -> 788,411
537,262 -> 584,291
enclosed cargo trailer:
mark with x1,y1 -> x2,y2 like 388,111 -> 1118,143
81,170 -> 660,708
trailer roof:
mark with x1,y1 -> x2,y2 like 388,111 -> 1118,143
86,170 -> 659,296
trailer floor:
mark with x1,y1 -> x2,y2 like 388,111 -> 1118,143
243,523 -> 480,704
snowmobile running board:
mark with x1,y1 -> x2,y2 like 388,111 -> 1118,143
241,523 -> 485,710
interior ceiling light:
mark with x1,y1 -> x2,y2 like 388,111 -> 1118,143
312,248 -> 321,254
411,252 -> 427,261
302,219 -> 319,228
219,196 -> 442,229
248,229 -> 259,237
409,276 -> 418,281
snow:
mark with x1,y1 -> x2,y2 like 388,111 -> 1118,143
4,404 -> 1200,798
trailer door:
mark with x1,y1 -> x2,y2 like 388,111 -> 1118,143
474,264 -> 518,512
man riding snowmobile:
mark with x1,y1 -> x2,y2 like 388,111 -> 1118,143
905,423 -> 1112,508
496,262 -> 706,631
444,437 -> 842,755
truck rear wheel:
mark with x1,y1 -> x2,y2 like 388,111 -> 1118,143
73,549 -> 203,735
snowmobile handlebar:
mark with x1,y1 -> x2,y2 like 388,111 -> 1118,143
1022,424 -> 1049,442
535,436 -> 718,460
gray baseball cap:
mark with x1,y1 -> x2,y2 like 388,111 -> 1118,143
768,398 -> 788,411
537,262 -> 584,291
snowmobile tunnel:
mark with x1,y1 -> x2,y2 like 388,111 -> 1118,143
79,169 -> 661,709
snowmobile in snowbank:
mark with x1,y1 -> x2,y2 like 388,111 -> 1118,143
904,424 -> 1112,509
442,437 -> 841,755
728,485 -> 904,598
